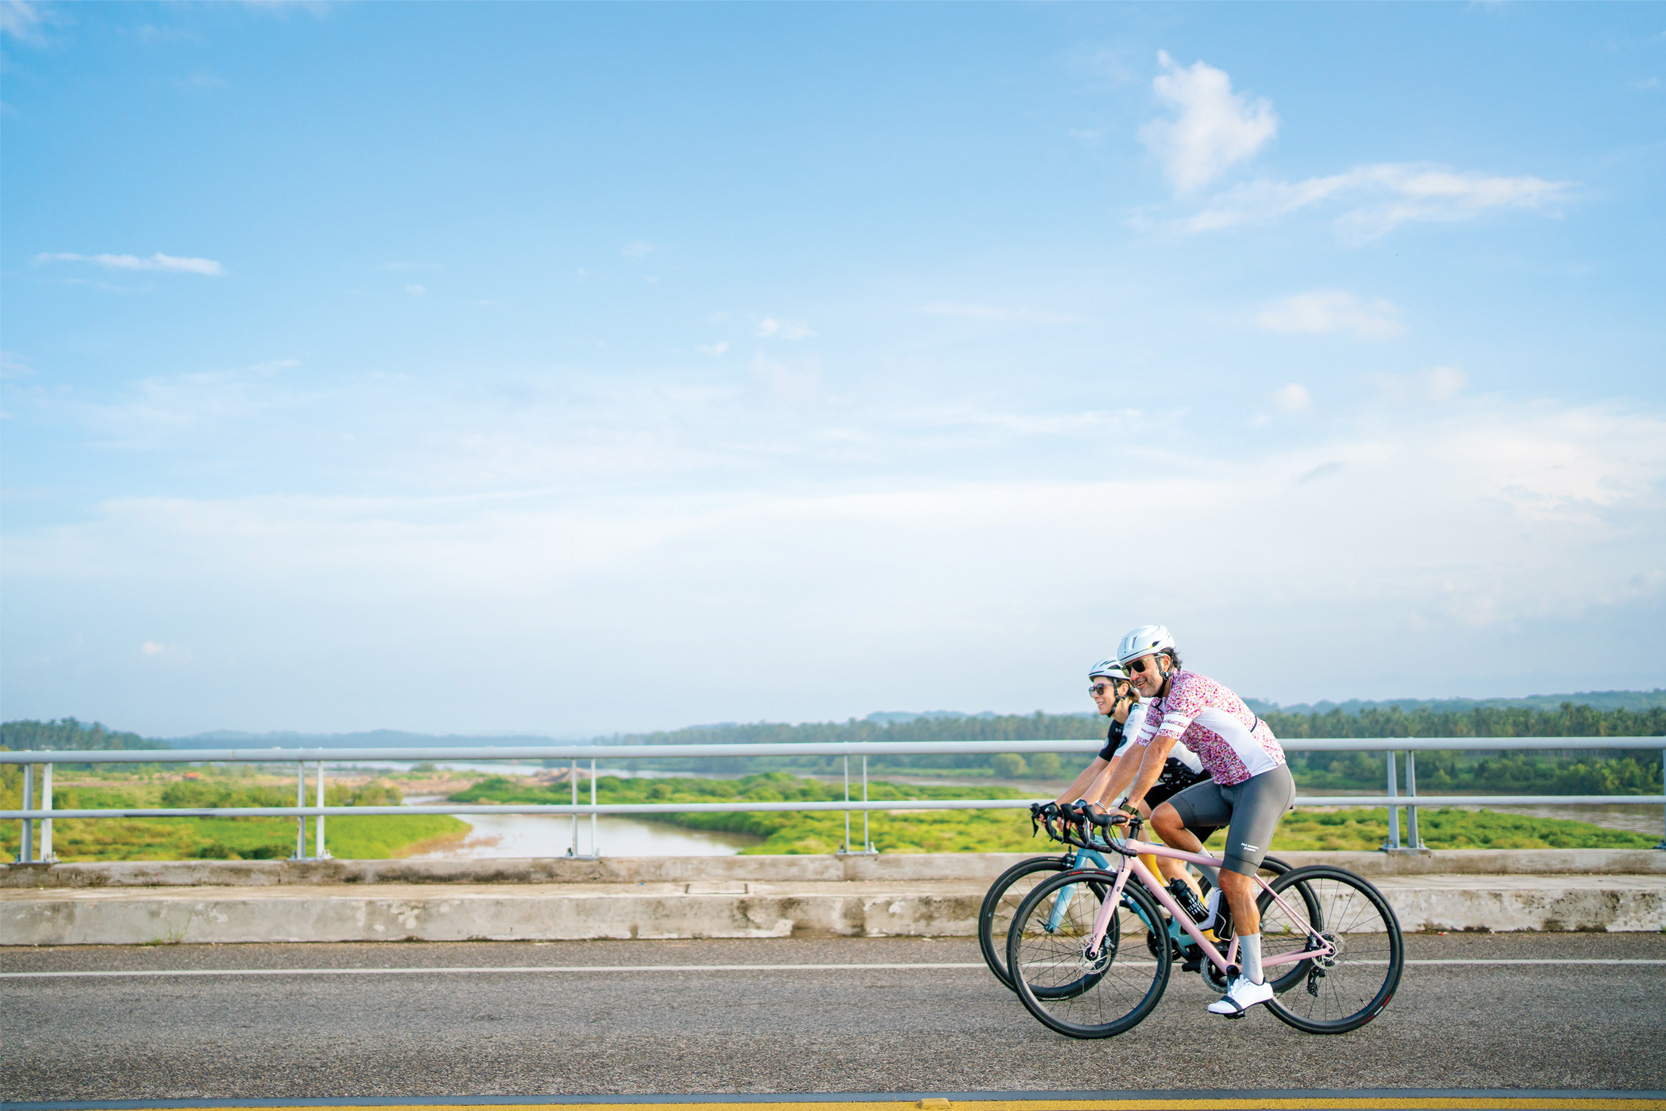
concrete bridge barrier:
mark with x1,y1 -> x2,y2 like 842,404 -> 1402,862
3,850 -> 1662,946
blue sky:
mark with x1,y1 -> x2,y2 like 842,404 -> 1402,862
2,2 -> 1663,737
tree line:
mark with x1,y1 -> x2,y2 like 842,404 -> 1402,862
1260,702 -> 1666,739
0,718 -> 166,752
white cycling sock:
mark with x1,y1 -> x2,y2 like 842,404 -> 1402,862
1197,864 -> 1221,887
1239,933 -> 1263,985
1202,888 -> 1222,928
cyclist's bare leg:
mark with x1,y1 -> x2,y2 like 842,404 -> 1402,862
1216,867 -> 1260,936
1150,802 -> 1207,899
1136,801 -> 1184,881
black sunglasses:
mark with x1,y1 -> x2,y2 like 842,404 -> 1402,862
1125,656 -> 1160,675
1088,681 -> 1129,697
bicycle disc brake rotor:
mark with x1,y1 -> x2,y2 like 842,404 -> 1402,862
1077,937 -> 1114,976
1311,930 -> 1342,970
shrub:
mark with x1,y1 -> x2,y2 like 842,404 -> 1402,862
990,753 -> 1028,778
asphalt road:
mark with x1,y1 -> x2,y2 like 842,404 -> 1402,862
3,933 -> 1663,1102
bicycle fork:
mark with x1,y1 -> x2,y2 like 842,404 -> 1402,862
1044,846 -> 1110,932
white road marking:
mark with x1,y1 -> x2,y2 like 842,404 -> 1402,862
2,958 -> 1663,980
0,961 -> 986,979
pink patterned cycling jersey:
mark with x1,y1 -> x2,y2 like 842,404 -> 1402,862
1132,670 -> 1285,786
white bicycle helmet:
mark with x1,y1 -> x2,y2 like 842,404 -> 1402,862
1116,624 -> 1176,666
1087,658 -> 1127,681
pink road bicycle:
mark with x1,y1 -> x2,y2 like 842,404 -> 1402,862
1005,806 -> 1403,1038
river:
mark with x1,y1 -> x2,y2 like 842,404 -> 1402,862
399,795 -> 759,858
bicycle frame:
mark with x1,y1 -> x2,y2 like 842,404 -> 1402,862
1083,827 -> 1335,977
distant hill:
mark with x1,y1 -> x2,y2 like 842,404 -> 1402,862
164,729 -> 584,750
863,710 -> 1000,724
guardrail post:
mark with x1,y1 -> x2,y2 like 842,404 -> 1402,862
315,760 -> 330,859
842,755 -> 851,854
293,762 -> 306,860
569,757 -> 579,858
862,754 -> 873,853
17,764 -> 34,863
40,762 -> 54,862
1657,747 -> 1665,851
1381,750 -> 1401,851
590,757 -> 599,858
1405,750 -> 1426,850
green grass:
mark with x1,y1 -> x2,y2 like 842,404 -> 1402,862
1,774 -> 468,861
1273,807 -> 1660,851
0,812 -> 470,862
451,771 -> 1661,854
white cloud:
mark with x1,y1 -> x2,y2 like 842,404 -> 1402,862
138,640 -> 192,664
1184,163 -> 1573,240
622,241 -> 656,258
56,359 -> 308,447
756,317 -> 816,340
8,379 -> 1663,733
1254,291 -> 1404,339
177,71 -> 230,92
35,252 -> 224,276
1139,50 -> 1278,192
1425,366 -> 1467,401
750,352 -> 820,401
1272,383 -> 1312,413
0,0 -> 45,43
696,341 -> 729,356
915,407 -> 1143,436
1368,366 -> 1468,403
405,284 -> 427,296
916,302 -> 1087,325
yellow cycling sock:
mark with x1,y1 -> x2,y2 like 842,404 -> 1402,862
1139,853 -> 1163,879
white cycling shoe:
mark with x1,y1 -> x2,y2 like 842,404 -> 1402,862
1208,975 -> 1273,1017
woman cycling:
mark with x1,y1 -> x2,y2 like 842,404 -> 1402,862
1109,624 -> 1296,1017
1051,659 -> 1149,810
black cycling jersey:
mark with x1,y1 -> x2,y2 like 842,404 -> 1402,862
1096,718 -> 1128,762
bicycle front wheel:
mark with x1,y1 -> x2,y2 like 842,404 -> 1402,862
978,855 -> 1074,991
1007,870 -> 1170,1039
1257,865 -> 1403,1034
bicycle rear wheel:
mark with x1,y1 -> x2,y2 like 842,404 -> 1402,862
1257,865 -> 1403,1034
1007,870 -> 1170,1039
978,855 -> 1075,990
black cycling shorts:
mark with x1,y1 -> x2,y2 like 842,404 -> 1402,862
1147,760 -> 1215,841
1168,764 -> 1296,876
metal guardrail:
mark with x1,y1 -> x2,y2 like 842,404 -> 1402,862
4,736 -> 1664,861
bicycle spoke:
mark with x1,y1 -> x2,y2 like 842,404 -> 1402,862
1258,865 -> 1403,1034
1008,871 -> 1171,1039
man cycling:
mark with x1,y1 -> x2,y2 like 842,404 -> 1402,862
1105,624 -> 1296,1017
1056,658 -> 1219,967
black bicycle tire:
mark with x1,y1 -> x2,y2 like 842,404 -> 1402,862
1258,864 -> 1403,1034
1006,870 -> 1171,1039
977,855 -> 1074,990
